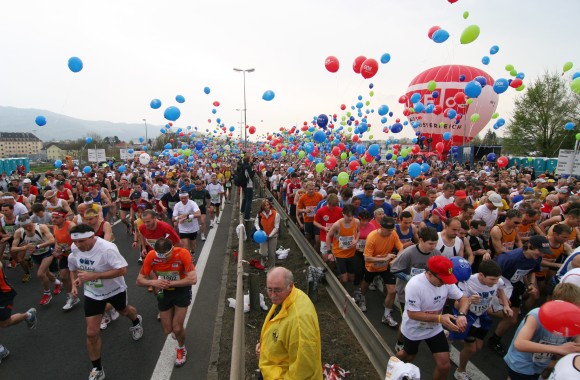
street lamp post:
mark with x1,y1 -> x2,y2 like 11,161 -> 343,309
233,68 -> 255,150
142,118 -> 148,150
235,108 -> 245,144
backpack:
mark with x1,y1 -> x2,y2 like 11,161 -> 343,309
234,164 -> 247,187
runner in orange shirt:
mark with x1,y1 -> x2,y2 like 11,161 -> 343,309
297,181 -> 324,248
137,238 -> 197,368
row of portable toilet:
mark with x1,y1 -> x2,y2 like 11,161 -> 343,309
508,157 -> 558,174
0,158 -> 30,175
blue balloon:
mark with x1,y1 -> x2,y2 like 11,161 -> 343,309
481,56 -> 490,65
447,110 -> 457,119
160,129 -> 166,134
496,118 -> 506,127
83,166 -> 91,174
389,112 -> 393,117
54,160 -> 62,168
150,99 -> 162,109
410,93 -> 421,104
432,91 -> 439,99
169,158 -> 177,165
304,142 -> 314,153
313,130 -> 326,143
487,153 -> 497,162
409,163 -> 422,178
128,149 -> 134,154
317,114 -> 329,128
203,86 -> 210,94
118,165 -> 126,173
164,143 -> 172,149
391,123 -> 403,134
380,53 -> 391,64
369,83 -> 374,89
211,109 -> 217,114
368,144 -> 380,156
425,104 -> 434,113
432,29 -> 449,43
516,72 -> 525,80
421,163 -> 430,173
474,76 -> 487,88
573,72 -> 580,80
142,146 -> 148,151
443,132 -> 452,141
262,90 -> 275,101
450,257 -> 472,282
387,167 -> 396,176
378,105 -> 389,116
175,95 -> 185,103
68,56 -> 83,73
414,102 -> 425,113
212,154 -> 217,160
164,106 -> 181,121
86,137 -> 93,144
565,122 -> 576,131
459,74 -> 466,82
489,45 -> 500,55
356,144 -> 366,155
355,102 -> 363,109
35,115 -> 46,126
493,78 -> 509,94
464,80 -> 482,98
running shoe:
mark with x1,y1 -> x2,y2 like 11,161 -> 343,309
53,282 -> 62,295
21,273 -> 31,283
129,315 -> 143,341
454,370 -> 473,380
353,289 -> 362,304
201,233 -> 206,241
39,293 -> 52,306
137,257 -> 143,264
109,308 -> 119,321
215,218 -> 219,224
358,299 -> 367,312
25,308 -> 37,330
381,313 -> 399,327
487,337 -> 507,357
100,311 -> 111,330
209,220 -> 214,228
0,346 -> 10,364
62,293 -> 81,310
175,347 -> 187,367
88,367 -> 105,380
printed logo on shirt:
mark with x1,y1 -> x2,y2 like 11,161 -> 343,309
272,330 -> 279,343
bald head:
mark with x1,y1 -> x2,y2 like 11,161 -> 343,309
267,267 -> 294,286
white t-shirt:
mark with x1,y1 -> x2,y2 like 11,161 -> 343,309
435,195 -> 454,208
172,200 -> 201,233
68,237 -> 128,300
458,274 -> 505,323
473,204 -> 498,232
401,273 -> 464,340
13,202 -> 28,217
548,353 -> 580,379
152,184 -> 169,201
206,183 -> 224,205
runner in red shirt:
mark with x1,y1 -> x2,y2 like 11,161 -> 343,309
137,238 -> 196,367
314,194 -> 343,262
137,210 -> 181,261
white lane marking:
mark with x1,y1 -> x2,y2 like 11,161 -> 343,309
449,345 -> 490,380
149,222 -> 218,380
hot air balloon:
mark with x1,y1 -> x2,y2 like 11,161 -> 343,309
404,65 -> 499,154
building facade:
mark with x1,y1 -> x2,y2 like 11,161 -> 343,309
0,132 -> 42,158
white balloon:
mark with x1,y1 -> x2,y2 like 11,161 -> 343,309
139,153 -> 151,165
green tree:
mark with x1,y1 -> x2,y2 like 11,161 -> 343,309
503,72 -> 580,157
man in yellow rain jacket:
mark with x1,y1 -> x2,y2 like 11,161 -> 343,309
256,267 -> 322,379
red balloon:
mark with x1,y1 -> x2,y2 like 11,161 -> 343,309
326,157 -> 338,170
249,126 -> 256,134
435,142 -> 444,152
352,135 -> 359,142
338,142 -> 346,151
539,301 -> 580,337
304,159 -> 311,166
213,101 -> 220,107
412,145 -> 420,154
348,161 -> 359,171
403,109 -> 411,117
454,92 -> 467,105
311,148 -> 319,157
331,146 -> 341,157
497,156 -> 509,168
433,105 -> 443,115
301,125 -> 308,131
417,157 -> 423,163
340,104 -> 346,110
398,95 -> 408,104
364,152 -> 373,163
352,56 -> 367,74
510,78 -> 523,88
393,149 -> 399,155
360,58 -> 379,79
401,162 -> 408,169
428,26 -> 441,39
325,56 -> 340,73
170,139 -> 174,142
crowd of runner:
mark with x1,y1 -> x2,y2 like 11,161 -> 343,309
0,148 -> 579,379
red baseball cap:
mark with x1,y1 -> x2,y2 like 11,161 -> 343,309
427,256 -> 457,284
454,190 -> 467,199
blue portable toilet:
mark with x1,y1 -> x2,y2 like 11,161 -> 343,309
533,158 -> 546,174
545,158 -> 558,173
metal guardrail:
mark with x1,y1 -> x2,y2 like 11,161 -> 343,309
230,190 -> 245,379
264,187 -> 394,379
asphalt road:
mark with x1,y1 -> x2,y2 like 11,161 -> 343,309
0,202 -> 233,380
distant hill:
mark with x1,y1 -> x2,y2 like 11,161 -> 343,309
0,106 -> 159,142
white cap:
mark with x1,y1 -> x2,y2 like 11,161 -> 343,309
561,268 -> 580,287
536,178 -> 547,183
488,192 -> 503,208
141,191 -> 149,200
307,173 -> 314,179
23,178 -> 31,183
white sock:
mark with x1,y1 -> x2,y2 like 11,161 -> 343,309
54,279 -> 61,285
384,307 -> 392,317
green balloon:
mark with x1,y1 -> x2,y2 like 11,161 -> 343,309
340,152 -> 347,160
341,121 -> 346,126
341,116 -> 346,121
470,113 -> 480,122
369,91 -> 374,97
505,64 -> 514,71
305,131 -> 311,136
365,100 -> 370,106
281,150 -> 286,156
361,157 -> 367,165
298,150 -> 305,159
315,162 -> 324,173
528,157 -> 533,163
391,154 -> 397,161
460,25 -> 480,44
563,61 -> 574,72
516,84 -> 526,92
466,99 -> 473,105
576,133 -> 580,141
369,134 -> 374,139
439,122 -> 445,127
348,127 -> 352,132
571,77 -> 580,95
510,69 -> 518,77
427,80 -> 437,92
463,11 -> 469,19
337,172 -> 349,186
492,112 -> 499,119
409,107 -> 415,113
347,112 -> 352,117
400,150 -> 408,158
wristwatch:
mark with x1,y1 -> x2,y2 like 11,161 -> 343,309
35,245 -> 40,250
457,312 -> 466,317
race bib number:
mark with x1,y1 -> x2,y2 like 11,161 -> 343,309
87,278 -> 103,288
356,239 -> 366,251
338,236 -> 353,250
168,201 -> 177,209
306,206 -> 316,218
157,270 -> 180,281
470,302 -> 490,315
145,238 -> 158,247
373,261 -> 388,269
211,193 -> 220,203
410,267 -> 425,277
193,199 -> 204,207
510,268 -> 531,283
533,340 -> 554,364
502,242 -> 514,251
225,182 -> 231,188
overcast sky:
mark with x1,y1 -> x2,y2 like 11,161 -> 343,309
1,0 -> 578,143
